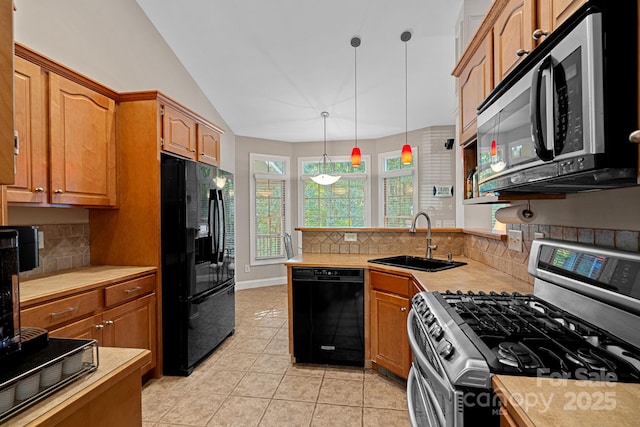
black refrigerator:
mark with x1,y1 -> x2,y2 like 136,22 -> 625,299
161,153 -> 235,376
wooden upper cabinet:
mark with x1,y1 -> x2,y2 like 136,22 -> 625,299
493,0 -> 535,84
458,35 -> 493,145
0,0 -> 14,185
537,0 -> 587,40
162,104 -> 197,160
197,123 -> 221,166
9,56 -> 47,203
49,73 -> 117,206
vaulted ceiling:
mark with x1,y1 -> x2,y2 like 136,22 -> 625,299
136,0 -> 464,142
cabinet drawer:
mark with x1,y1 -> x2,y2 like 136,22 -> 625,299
21,290 -> 101,329
104,274 -> 155,307
370,270 -> 410,297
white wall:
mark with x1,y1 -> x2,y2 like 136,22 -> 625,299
13,0 -> 235,172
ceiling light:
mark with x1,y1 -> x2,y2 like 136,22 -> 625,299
350,36 -> 361,167
311,112 -> 341,185
401,30 -> 413,165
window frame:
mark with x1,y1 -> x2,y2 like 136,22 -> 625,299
249,153 -> 291,266
377,147 -> 419,228
298,154 -> 372,227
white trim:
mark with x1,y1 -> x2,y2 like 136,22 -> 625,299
235,276 -> 287,291
249,153 -> 291,266
378,147 -> 419,227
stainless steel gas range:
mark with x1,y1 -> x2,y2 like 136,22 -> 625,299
407,239 -> 640,426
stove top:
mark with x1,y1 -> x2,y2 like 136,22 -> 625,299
436,290 -> 640,382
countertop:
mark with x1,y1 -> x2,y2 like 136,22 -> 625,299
1,347 -> 150,426
285,253 -> 533,294
19,265 -> 158,307
493,375 -> 640,427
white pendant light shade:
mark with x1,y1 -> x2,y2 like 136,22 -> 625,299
311,111 -> 341,185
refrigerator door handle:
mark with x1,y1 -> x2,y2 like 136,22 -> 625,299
210,189 -> 225,266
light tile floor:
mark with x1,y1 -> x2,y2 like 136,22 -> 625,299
142,284 -> 409,427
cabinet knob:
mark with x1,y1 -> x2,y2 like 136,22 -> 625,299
54,189 -> 64,194
515,49 -> 529,57
104,320 -> 114,326
34,187 -> 45,193
191,149 -> 196,153
400,307 -> 407,312
95,324 -> 104,330
629,130 -> 640,143
532,29 -> 549,40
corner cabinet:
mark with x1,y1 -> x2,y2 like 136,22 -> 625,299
369,269 -> 411,379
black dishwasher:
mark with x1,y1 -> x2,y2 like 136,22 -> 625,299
292,267 -> 364,366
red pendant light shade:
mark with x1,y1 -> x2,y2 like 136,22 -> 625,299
401,144 -> 412,165
351,36 -> 361,168
401,31 -> 413,166
351,146 -> 361,167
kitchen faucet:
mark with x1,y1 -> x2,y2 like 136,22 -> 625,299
409,211 -> 437,259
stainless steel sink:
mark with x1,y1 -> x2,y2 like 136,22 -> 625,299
368,255 -> 467,272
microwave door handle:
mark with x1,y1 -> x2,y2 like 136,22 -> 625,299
553,62 -> 569,155
530,56 -> 554,161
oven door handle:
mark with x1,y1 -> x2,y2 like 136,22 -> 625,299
408,365 -> 447,427
407,310 -> 451,393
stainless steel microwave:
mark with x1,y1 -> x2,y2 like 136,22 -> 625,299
476,1 -> 638,195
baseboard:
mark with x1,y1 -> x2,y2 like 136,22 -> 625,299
235,276 -> 287,291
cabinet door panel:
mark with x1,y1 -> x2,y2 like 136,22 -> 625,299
370,290 -> 410,378
162,105 -> 196,159
197,123 -> 220,166
493,0 -> 535,83
459,35 -> 493,145
49,74 -> 117,206
9,56 -> 47,203
0,0 -> 13,185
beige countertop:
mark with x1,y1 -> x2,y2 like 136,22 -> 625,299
2,347 -> 150,426
19,265 -> 157,307
494,375 -> 640,427
285,253 -> 533,294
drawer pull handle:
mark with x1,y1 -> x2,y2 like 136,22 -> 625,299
50,306 -> 79,318
104,320 -> 114,326
125,286 -> 144,294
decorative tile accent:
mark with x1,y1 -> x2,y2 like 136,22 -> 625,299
20,223 -> 90,279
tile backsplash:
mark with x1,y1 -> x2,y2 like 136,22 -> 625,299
301,230 -> 465,258
465,224 -> 640,285
20,223 -> 91,278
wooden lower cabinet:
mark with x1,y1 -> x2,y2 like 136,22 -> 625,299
49,293 -> 157,375
370,289 -> 410,378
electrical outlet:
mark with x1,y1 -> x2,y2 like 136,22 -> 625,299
443,220 -> 456,227
38,231 -> 44,249
244,264 -> 250,273
435,220 -> 442,227
508,230 -> 523,252
344,232 -> 357,242
534,232 -> 545,240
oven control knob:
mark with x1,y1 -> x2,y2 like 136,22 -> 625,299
437,340 -> 455,360
428,323 -> 444,341
425,313 -> 436,326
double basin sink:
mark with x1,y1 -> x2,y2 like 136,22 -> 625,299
368,255 -> 466,272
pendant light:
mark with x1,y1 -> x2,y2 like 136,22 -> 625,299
401,30 -> 413,165
350,36 -> 361,167
311,111 -> 341,185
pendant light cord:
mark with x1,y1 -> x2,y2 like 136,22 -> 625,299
404,37 -> 408,145
354,41 -> 358,148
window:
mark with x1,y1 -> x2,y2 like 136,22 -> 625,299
250,154 -> 290,265
299,155 -> 370,227
379,148 -> 418,227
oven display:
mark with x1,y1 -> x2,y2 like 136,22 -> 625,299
551,248 -> 605,280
